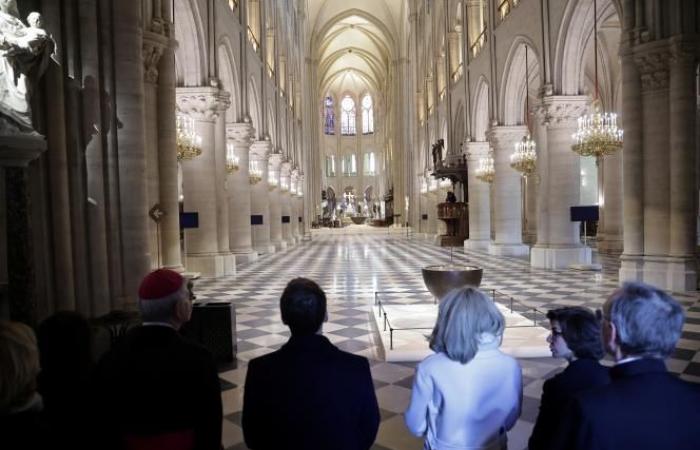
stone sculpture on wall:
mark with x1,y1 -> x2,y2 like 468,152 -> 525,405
0,0 -> 54,134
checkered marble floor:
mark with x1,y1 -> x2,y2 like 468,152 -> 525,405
193,231 -> 700,450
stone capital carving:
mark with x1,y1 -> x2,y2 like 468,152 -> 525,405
226,122 -> 255,146
486,126 -> 528,149
669,39 -> 698,66
142,18 -> 171,84
634,48 -> 671,92
280,161 -> 292,177
535,96 -> 589,127
176,87 -> 231,122
250,140 -> 272,160
268,152 -> 284,171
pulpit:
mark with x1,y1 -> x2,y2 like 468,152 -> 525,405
436,202 -> 468,247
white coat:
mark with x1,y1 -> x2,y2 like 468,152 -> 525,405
405,343 -> 522,450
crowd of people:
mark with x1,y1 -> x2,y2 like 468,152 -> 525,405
1,268 -> 699,450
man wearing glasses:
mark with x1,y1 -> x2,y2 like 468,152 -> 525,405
554,282 -> 700,450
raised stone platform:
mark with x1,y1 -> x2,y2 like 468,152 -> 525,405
373,303 -> 550,362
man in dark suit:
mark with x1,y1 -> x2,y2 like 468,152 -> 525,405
242,277 -> 380,450
528,307 -> 610,450
554,282 -> 700,450
93,269 -> 223,450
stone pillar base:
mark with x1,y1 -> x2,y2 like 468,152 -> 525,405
185,253 -> 235,277
641,256 -> 697,292
489,243 -> 530,257
273,240 -> 287,251
303,232 -> 312,241
530,245 -> 592,269
254,243 -> 276,254
464,239 -> 491,252
161,264 -> 186,273
619,254 -> 644,284
233,250 -> 258,264
597,238 -> 623,255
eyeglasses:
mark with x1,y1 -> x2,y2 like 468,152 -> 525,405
549,329 -> 564,338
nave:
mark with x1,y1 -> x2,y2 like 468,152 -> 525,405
197,232 -> 700,450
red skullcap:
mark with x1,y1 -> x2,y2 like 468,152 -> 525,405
138,269 -> 185,301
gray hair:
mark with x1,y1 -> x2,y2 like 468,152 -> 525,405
139,284 -> 188,323
429,287 -> 505,364
605,282 -> 685,359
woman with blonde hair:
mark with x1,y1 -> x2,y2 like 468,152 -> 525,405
405,287 -> 522,450
0,319 -> 51,448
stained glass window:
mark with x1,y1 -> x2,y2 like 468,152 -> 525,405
324,96 -> 335,135
341,96 -> 356,135
362,94 -> 374,134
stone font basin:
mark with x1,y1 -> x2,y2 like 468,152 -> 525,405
422,264 -> 483,300
350,216 -> 367,225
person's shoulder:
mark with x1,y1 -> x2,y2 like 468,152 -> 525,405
246,346 -> 286,371
331,344 -> 372,370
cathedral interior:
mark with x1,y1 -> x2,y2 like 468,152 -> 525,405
1,0 -> 699,449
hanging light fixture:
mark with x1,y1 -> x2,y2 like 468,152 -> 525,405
176,115 -> 202,161
475,151 -> 495,183
249,159 -> 262,184
572,0 -> 623,157
226,142 -> 240,173
510,45 -> 537,175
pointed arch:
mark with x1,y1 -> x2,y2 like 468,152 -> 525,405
216,37 -> 241,123
554,0 -> 620,96
500,37 -> 541,126
247,76 -> 262,140
472,76 -> 490,141
174,0 -> 207,86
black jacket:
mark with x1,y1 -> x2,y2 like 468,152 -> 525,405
242,334 -> 380,450
528,358 -> 610,450
93,325 -> 222,450
553,358 -> 700,450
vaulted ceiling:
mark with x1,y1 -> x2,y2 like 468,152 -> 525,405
307,0 -> 407,97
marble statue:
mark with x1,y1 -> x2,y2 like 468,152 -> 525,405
0,1 -> 54,133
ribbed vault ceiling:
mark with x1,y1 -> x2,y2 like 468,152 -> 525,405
308,1 -> 405,96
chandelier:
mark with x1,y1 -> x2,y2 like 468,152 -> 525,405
510,44 -> 536,175
268,168 -> 278,188
572,0 -> 623,158
475,152 -> 495,183
510,134 -> 537,174
249,159 -> 262,184
176,115 -> 202,161
226,142 -> 240,173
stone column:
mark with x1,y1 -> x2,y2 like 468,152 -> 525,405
214,102 -> 235,275
155,28 -> 183,271
176,87 -> 233,277
296,174 -> 305,237
268,152 -> 285,251
666,41 -> 697,290
280,161 -> 294,246
598,150 -> 623,254
143,31 -> 165,272
250,140 -> 275,253
487,126 -> 530,256
531,96 -> 591,269
291,169 -> 301,241
619,44 -> 645,281
639,50 -> 671,286
227,122 -> 258,263
427,188 -> 438,236
115,0 -> 151,303
464,141 -> 491,251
